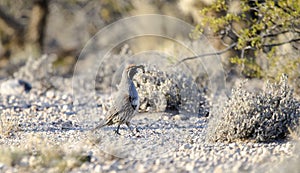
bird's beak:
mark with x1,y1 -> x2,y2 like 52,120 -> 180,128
140,65 -> 145,73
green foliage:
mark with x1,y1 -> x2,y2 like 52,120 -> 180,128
198,0 -> 300,78
99,0 -> 133,23
230,56 -> 263,77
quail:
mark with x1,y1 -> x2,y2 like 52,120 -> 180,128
93,64 -> 145,135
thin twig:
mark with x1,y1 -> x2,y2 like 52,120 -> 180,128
263,38 -> 300,47
175,43 -> 237,66
262,30 -> 290,38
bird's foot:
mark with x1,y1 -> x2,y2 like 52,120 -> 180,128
134,127 -> 140,133
114,129 -> 121,135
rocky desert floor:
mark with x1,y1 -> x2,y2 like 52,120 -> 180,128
0,87 -> 299,173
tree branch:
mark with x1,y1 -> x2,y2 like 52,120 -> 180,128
263,37 -> 300,47
262,30 -> 290,38
26,0 -> 49,51
175,43 -> 237,66
175,36 -> 299,66
0,6 -> 24,36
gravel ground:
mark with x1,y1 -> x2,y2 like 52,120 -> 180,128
0,81 -> 298,173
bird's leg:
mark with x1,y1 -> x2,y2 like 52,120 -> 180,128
126,122 -> 135,135
135,127 -> 140,133
126,122 -> 140,134
114,124 -> 121,135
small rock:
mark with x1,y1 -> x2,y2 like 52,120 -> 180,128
62,94 -> 68,100
185,161 -> 195,171
19,156 -> 29,167
213,165 -> 223,173
29,156 -> 40,167
260,148 -> 271,160
162,115 -> 170,120
62,121 -> 73,130
156,168 -> 168,173
180,143 -> 192,150
173,114 -> 189,121
94,165 -> 102,172
136,164 -> 147,172
62,105 -> 69,112
46,90 -> 55,98
228,143 -> 238,149
232,161 -> 243,172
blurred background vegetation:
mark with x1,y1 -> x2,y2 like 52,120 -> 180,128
0,0 -> 299,94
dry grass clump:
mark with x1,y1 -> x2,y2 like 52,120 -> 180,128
0,112 -> 21,138
206,74 -> 300,142
0,136 -> 92,172
134,65 -> 208,116
0,147 -> 28,167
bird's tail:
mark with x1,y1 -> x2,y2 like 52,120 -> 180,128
92,120 -> 107,132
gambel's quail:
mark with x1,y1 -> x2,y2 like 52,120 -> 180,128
93,64 -> 145,135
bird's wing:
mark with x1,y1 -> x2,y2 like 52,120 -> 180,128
92,106 -> 120,131
92,94 -> 135,131
103,104 -> 121,125
103,94 -> 132,124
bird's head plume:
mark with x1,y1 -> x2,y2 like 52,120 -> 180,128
126,64 -> 145,79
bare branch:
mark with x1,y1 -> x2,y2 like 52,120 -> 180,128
263,38 -> 300,47
175,36 -> 299,66
0,6 -> 24,35
262,30 -> 290,38
26,0 -> 49,51
292,25 -> 300,33
175,43 -> 237,66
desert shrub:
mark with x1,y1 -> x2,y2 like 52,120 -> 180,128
13,55 -> 57,91
206,74 -> 300,142
11,54 -> 74,93
134,65 -> 208,116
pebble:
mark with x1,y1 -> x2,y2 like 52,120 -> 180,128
94,165 -> 102,172
185,161 -> 195,171
62,105 -> 69,112
62,94 -> 68,100
180,143 -> 192,150
46,90 -> 55,98
161,115 -> 170,120
213,165 -> 223,173
173,114 -> 189,121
